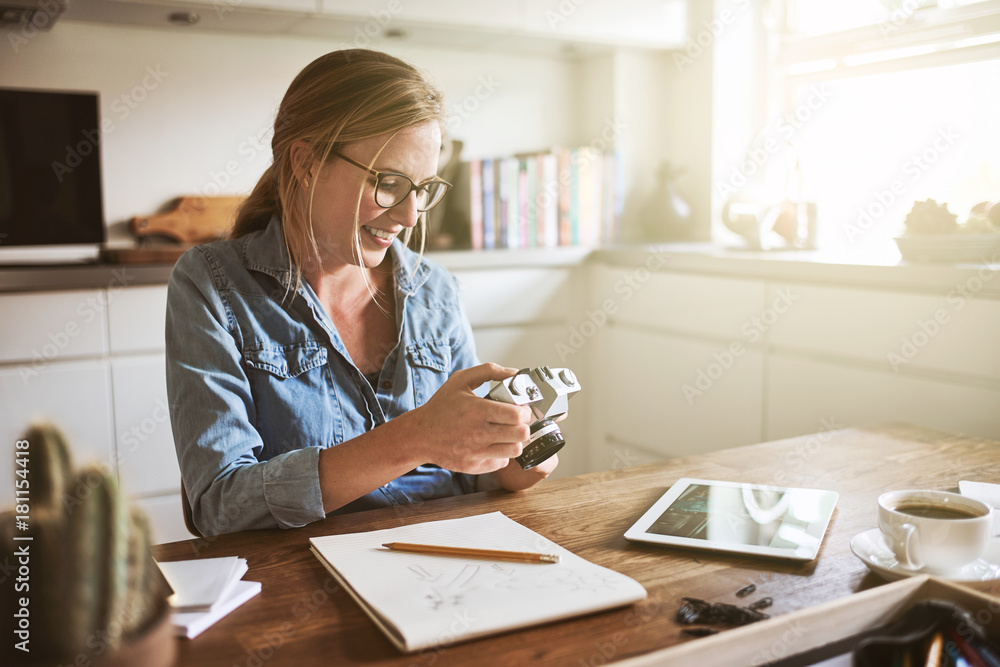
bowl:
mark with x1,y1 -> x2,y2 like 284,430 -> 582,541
894,234 -> 1000,263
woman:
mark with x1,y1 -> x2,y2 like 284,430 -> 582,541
166,49 -> 557,537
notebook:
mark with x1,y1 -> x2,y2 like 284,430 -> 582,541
308,511 -> 647,653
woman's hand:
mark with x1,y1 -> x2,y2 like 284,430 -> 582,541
492,453 -> 559,491
404,362 -> 532,475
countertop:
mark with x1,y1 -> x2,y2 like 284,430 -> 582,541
2,243 -> 998,296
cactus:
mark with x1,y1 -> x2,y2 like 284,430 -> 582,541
1,423 -> 170,663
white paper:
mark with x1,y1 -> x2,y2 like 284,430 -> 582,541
171,579 -> 261,639
309,512 -> 647,652
157,556 -> 248,611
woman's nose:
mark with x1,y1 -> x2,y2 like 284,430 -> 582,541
389,191 -> 420,228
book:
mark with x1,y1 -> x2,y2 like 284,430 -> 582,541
308,512 -> 646,653
469,159 -> 484,250
481,158 -> 495,250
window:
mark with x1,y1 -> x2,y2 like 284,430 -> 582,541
714,0 -> 1000,256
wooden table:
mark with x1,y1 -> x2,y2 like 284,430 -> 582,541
155,424 -> 1000,665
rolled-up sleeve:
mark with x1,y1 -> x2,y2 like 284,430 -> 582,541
165,249 -> 326,536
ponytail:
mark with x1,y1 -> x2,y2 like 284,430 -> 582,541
231,166 -> 280,238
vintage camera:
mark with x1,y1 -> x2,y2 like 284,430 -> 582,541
486,366 -> 581,470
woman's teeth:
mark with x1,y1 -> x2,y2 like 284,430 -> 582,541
364,226 -> 395,241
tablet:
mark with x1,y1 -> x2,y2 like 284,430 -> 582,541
624,478 -> 839,561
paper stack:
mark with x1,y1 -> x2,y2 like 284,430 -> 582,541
156,556 -> 261,639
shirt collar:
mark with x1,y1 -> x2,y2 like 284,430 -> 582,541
243,214 -> 432,295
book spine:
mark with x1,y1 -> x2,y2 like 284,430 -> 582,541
557,148 -> 572,246
469,159 -> 484,251
481,159 -> 495,250
519,159 -> 529,249
541,153 -> 558,248
569,149 -> 580,246
498,157 -> 510,249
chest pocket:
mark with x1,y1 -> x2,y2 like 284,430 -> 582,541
244,342 -> 328,379
407,340 -> 451,405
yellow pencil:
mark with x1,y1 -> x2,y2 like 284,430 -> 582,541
381,542 -> 560,564
924,632 -> 943,667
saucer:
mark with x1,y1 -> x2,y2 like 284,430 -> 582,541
850,528 -> 1000,589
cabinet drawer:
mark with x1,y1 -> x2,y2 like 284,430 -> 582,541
454,268 -> 572,327
600,327 -> 763,459
108,285 -> 169,354
111,354 -> 181,497
766,354 -> 1000,442
0,290 -> 108,363
766,284 -> 1000,381
0,360 -> 114,502
600,267 -> 768,341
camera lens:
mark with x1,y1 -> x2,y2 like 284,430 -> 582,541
515,418 -> 565,470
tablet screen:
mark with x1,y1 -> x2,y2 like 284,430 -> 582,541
625,478 -> 839,561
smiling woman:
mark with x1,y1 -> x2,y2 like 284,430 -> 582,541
164,49 -> 557,537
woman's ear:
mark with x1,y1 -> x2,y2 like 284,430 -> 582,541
289,140 -> 316,185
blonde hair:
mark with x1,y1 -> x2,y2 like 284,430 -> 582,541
232,49 -> 446,291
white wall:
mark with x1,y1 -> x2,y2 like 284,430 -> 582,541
0,21 -> 583,242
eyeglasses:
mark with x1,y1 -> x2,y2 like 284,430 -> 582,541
333,152 -> 452,212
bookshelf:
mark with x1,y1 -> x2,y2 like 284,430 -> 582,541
428,146 -> 624,252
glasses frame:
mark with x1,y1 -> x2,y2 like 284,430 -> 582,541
333,152 -> 452,212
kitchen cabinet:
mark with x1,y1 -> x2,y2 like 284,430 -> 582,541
587,252 -> 1000,470
522,0 -> 687,49
0,359 -> 115,512
0,285 -> 194,545
64,0 -> 688,50
585,265 -> 768,471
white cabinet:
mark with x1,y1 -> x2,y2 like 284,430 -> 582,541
68,0 -> 688,49
0,290 -> 108,363
0,285 -> 191,544
585,265 -> 768,468
453,267 -> 573,328
319,0 -> 522,31
522,0 -> 687,48
767,354 -> 1000,441
0,360 -> 114,504
110,354 -> 181,498
107,285 -> 168,354
766,283 -> 1000,381
585,256 -> 1000,471
600,326 -> 764,458
612,270 -> 768,340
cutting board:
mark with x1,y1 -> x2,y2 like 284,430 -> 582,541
130,196 -> 245,244
101,196 -> 245,264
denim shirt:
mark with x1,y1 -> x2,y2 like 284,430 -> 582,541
165,216 -> 494,536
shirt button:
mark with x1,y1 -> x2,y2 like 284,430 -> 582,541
381,381 -> 392,389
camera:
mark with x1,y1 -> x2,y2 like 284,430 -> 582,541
486,366 -> 581,470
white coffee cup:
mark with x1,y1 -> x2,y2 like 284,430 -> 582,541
878,490 -> 992,572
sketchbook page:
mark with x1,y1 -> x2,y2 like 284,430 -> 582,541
157,557 -> 245,612
310,546 -> 409,651
309,511 -> 647,652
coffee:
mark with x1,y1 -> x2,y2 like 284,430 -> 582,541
894,504 -> 982,520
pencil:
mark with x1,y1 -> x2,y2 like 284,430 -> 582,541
381,542 -> 560,564
925,632 -> 943,667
